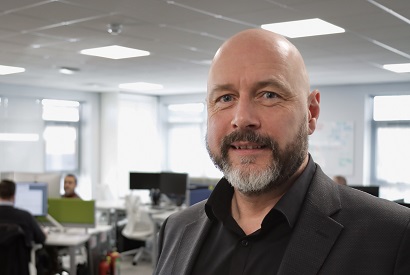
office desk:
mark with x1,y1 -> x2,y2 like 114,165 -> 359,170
46,230 -> 90,275
96,200 -> 125,214
46,225 -> 113,275
96,200 -> 126,244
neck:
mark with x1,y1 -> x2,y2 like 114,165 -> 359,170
0,197 -> 14,204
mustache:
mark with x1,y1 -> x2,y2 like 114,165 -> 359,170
221,130 -> 275,155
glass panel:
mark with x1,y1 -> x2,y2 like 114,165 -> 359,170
167,124 -> 221,178
373,95 -> 410,121
376,127 -> 410,185
44,125 -> 78,171
0,96 -> 44,171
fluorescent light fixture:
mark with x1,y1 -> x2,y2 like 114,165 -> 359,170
119,82 -> 164,91
0,133 -> 39,142
80,45 -> 150,59
0,65 -> 25,75
261,18 -> 345,38
383,63 -> 410,73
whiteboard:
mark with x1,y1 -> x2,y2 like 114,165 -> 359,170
309,121 -> 354,176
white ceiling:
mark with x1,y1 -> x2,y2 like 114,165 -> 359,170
0,0 -> 409,96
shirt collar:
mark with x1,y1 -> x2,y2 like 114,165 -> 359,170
273,155 -> 316,228
205,155 -> 316,229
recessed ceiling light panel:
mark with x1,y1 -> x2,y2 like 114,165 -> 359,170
383,63 -> 410,73
0,65 -> 25,75
261,18 -> 345,38
80,45 -> 150,59
119,82 -> 164,91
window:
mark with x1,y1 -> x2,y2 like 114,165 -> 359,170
164,102 -> 222,178
42,99 -> 80,172
372,95 -> 410,201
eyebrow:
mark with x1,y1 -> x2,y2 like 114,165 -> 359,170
210,83 -> 236,95
251,79 -> 290,94
210,79 -> 290,95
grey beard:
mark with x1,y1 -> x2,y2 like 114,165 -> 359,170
223,158 -> 279,195
206,122 -> 308,195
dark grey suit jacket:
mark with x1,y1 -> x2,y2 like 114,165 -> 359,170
154,165 -> 410,275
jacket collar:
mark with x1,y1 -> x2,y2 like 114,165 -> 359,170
277,164 -> 343,274
170,209 -> 212,275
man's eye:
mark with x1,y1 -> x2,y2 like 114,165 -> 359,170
263,92 -> 278,99
220,94 -> 233,102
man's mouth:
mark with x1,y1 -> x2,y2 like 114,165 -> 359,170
231,145 -> 265,149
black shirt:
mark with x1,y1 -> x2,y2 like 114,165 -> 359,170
191,157 -> 316,275
0,204 -> 46,246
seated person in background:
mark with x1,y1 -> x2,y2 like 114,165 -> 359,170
333,175 -> 347,185
0,179 -> 46,244
62,174 -> 81,199
0,179 -> 47,273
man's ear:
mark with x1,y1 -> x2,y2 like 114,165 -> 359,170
307,89 -> 320,135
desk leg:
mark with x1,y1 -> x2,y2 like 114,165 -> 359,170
68,246 -> 77,275
113,210 -> 118,247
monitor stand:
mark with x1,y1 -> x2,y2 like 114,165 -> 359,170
150,188 -> 161,207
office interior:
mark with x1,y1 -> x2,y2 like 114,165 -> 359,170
1,0 -> 410,273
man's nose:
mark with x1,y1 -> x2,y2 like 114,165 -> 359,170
231,99 -> 261,130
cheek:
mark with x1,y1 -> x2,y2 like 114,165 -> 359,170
207,117 -> 226,150
262,115 -> 300,147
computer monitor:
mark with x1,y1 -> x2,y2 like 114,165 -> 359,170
349,185 -> 380,197
15,182 -> 48,217
129,172 -> 161,190
34,173 -> 62,198
160,172 -> 188,206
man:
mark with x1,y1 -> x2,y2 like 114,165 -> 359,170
0,179 -> 46,245
154,29 -> 410,275
62,174 -> 81,199
0,179 -> 47,274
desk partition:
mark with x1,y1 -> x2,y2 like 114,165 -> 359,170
38,198 -> 96,229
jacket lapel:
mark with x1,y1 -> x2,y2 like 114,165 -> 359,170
171,211 -> 212,275
278,166 -> 344,275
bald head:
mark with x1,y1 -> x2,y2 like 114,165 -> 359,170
208,28 -> 310,99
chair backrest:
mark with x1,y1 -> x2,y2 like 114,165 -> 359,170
122,194 -> 154,239
0,223 -> 30,275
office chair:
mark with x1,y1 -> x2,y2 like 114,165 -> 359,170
121,194 -> 154,265
0,223 -> 31,275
